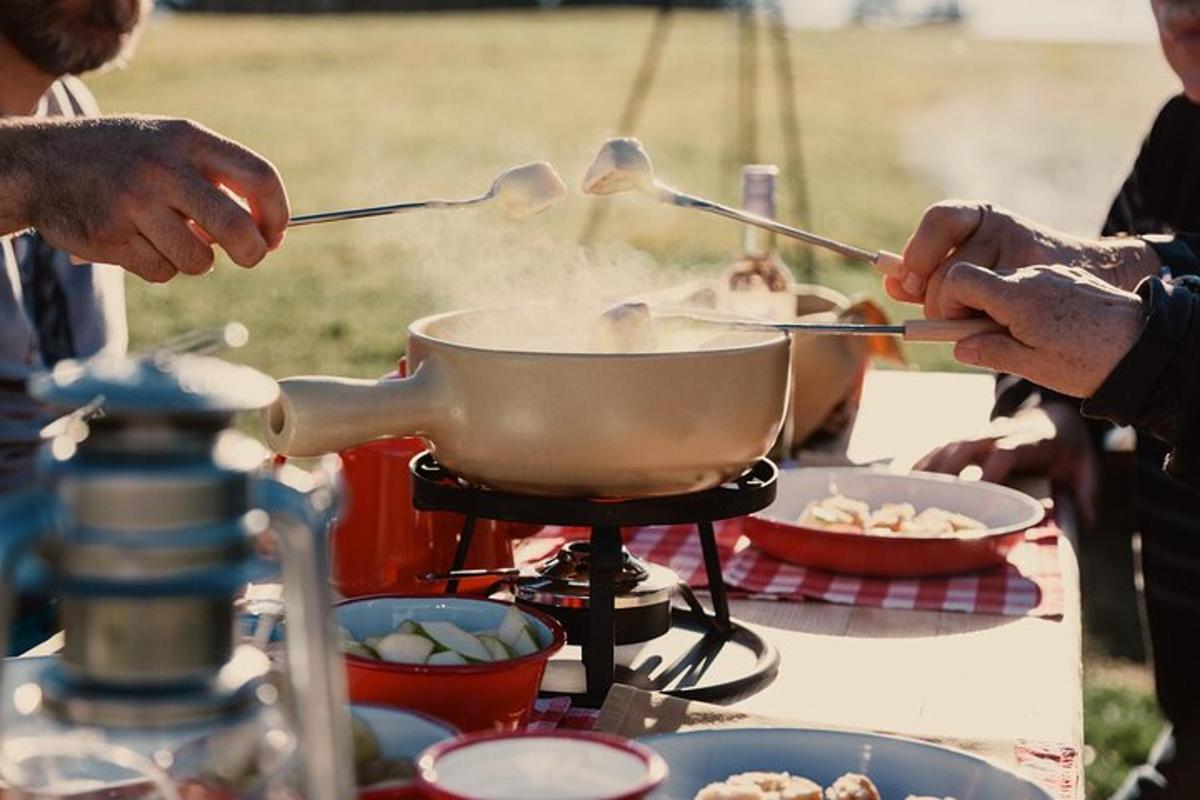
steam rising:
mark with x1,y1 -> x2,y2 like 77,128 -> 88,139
355,206 -> 696,325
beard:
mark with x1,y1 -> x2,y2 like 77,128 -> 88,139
0,0 -> 150,77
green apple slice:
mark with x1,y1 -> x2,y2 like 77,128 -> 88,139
509,626 -> 539,657
375,632 -> 436,664
478,635 -> 515,661
497,606 -> 532,650
341,641 -> 379,660
426,650 -> 469,666
419,621 -> 491,662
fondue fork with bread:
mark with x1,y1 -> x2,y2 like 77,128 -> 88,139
591,301 -> 1001,352
583,138 -> 906,277
289,161 -> 568,227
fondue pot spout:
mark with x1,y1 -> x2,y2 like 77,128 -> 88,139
266,367 -> 443,457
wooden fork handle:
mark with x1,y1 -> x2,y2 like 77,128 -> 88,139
902,318 -> 1003,342
873,249 -> 904,277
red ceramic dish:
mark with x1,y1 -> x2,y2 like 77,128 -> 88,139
358,786 -> 423,800
334,435 -> 517,598
415,730 -> 668,800
337,595 -> 566,733
743,467 -> 1046,577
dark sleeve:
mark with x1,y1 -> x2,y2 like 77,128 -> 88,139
1082,276 -> 1200,487
1103,95 -> 1200,238
1144,232 -> 1200,277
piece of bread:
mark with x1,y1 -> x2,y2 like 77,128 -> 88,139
824,773 -> 882,800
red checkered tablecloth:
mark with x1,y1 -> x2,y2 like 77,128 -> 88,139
516,518 -> 1064,618
528,696 -> 601,731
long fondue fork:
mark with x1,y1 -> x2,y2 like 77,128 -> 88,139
289,193 -> 491,227
753,317 -> 1000,342
640,306 -> 1001,343
289,161 -> 566,227
660,187 -> 904,277
582,138 -> 903,275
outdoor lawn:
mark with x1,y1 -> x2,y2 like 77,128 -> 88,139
89,10 -> 1176,796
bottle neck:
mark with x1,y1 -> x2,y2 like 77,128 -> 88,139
742,219 -> 775,258
740,168 -> 778,257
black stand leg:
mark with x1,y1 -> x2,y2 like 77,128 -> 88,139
698,521 -> 732,633
585,526 -> 621,703
445,515 -> 477,596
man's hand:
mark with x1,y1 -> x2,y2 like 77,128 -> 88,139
916,404 -> 1100,527
885,200 -> 1161,315
935,262 -> 1145,398
0,115 -> 289,283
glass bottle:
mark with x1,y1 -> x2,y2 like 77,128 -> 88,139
722,165 -> 796,319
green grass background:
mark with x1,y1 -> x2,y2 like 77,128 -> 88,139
88,11 -> 1177,796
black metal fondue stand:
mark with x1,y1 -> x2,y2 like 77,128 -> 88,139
410,452 -> 780,705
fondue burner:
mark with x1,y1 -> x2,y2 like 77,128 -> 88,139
519,541 -> 679,645
410,452 -> 780,706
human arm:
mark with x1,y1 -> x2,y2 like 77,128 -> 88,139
914,402 -> 1100,525
0,115 -> 289,283
935,262 -> 1200,487
883,201 -> 1163,314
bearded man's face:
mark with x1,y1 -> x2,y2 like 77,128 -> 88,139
0,0 -> 149,77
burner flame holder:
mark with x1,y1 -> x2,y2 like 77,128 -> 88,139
409,452 -> 778,704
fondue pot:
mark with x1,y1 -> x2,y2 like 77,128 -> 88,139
265,304 -> 790,498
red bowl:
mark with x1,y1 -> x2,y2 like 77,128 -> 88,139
415,730 -> 668,800
359,786 -> 423,800
744,467 -> 1046,577
337,595 -> 566,733
359,787 -> 423,800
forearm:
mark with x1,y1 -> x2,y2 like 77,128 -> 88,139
0,119 -> 40,236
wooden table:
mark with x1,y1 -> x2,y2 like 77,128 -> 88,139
14,369 -> 1083,792
726,369 -> 1083,790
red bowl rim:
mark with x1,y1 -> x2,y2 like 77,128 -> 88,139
748,471 -> 1047,545
335,594 -> 567,675
744,513 -> 1042,546
415,729 -> 669,800
351,703 -> 461,795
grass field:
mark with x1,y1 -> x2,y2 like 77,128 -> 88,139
91,11 -> 1175,376
87,11 -> 1179,797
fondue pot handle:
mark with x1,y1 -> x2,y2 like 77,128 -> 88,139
264,361 -> 444,457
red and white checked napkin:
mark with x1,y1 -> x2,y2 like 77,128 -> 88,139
528,696 -> 601,731
516,519 -> 1064,618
